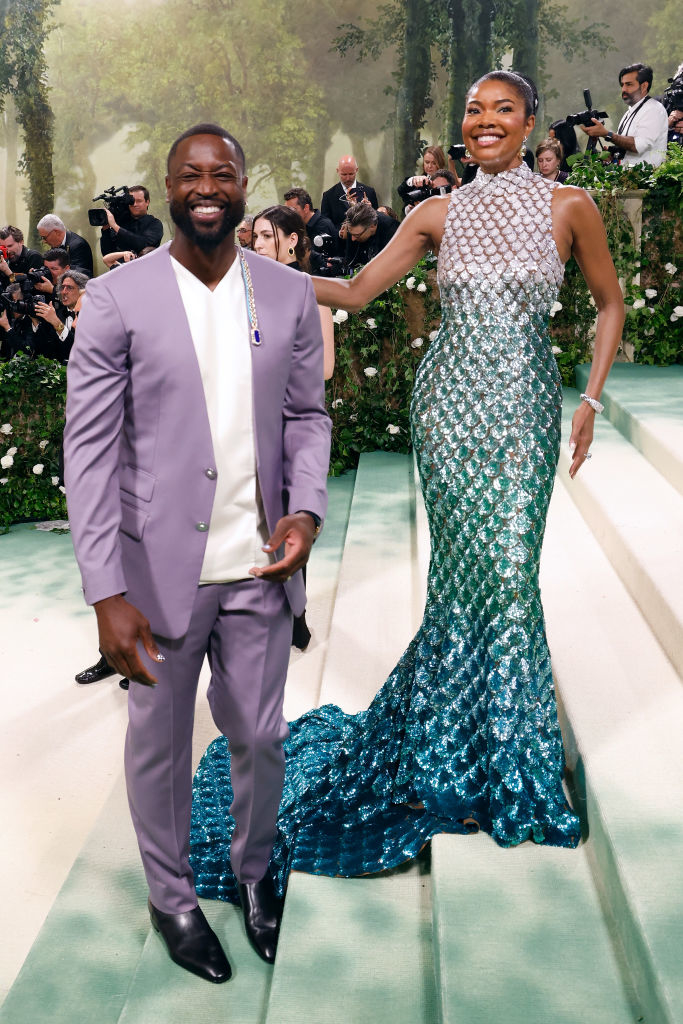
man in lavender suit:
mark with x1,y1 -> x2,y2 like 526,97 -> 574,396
64,124 -> 331,983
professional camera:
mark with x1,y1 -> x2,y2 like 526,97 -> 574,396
662,63 -> 683,114
448,144 -> 469,162
0,271 -> 48,317
88,185 -> 135,227
311,233 -> 347,277
561,89 -> 609,153
405,182 -> 453,204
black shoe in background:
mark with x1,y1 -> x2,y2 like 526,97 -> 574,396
292,613 -> 311,651
75,654 -> 116,685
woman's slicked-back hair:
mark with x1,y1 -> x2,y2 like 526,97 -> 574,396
167,123 -> 246,172
466,71 -> 536,119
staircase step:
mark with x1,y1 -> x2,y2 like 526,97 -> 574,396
266,861 -> 437,1024
559,386 -> 683,680
575,363 -> 683,497
542,475 -> 683,1024
432,835 -> 635,1023
265,452 -> 431,1024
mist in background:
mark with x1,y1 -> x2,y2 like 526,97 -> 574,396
0,0 -> 680,264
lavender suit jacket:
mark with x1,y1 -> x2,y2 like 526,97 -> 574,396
64,244 -> 331,639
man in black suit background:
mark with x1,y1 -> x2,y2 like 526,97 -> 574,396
37,214 -> 94,278
320,155 -> 378,230
0,225 -> 44,277
283,187 -> 339,270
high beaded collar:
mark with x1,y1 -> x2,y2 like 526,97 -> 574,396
467,161 -> 534,193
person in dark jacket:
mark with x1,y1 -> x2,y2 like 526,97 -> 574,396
37,214 -> 94,278
0,225 -> 44,279
99,185 -> 164,258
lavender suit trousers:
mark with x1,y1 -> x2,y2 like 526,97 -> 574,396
124,577 -> 292,914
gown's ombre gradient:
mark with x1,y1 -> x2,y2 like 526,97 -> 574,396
190,162 -> 581,902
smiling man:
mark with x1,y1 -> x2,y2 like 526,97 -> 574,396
64,123 -> 330,982
581,62 -> 669,166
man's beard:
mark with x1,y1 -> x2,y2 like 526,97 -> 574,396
169,198 -> 245,252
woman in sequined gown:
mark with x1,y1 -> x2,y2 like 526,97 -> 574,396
190,72 -> 624,902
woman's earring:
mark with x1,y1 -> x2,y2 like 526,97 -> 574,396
519,137 -> 528,158
287,246 -> 295,258
464,148 -> 471,159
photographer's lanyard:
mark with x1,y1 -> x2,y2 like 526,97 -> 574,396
238,247 -> 261,346
618,95 -> 650,138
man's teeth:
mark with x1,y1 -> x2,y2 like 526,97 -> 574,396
194,205 -> 221,213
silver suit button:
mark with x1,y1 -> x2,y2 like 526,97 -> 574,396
195,522 -> 209,532
205,468 -> 217,480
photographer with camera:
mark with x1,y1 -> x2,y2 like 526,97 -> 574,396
398,169 -> 457,214
0,226 -> 44,282
36,215 -> 94,278
581,64 -> 668,166
340,202 -> 398,272
32,270 -> 87,363
0,274 -> 55,361
283,187 -> 339,272
96,184 -> 163,259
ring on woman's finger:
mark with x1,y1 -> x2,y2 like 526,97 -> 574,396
584,452 -> 593,460
284,575 -> 291,582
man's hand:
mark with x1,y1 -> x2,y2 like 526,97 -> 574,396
34,300 -> 61,329
249,512 -> 317,583
105,209 -> 119,232
34,278 -> 54,295
0,309 -> 10,331
94,594 -> 163,686
0,256 -> 12,277
581,118 -> 608,139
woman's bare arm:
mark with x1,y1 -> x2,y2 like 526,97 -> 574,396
318,304 -> 335,380
312,196 -> 449,312
554,187 -> 625,477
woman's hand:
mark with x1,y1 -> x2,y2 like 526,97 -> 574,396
568,402 -> 595,478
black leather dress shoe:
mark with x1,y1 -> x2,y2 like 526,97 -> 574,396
148,900 -> 232,983
238,872 -> 283,964
75,654 -> 116,685
292,612 -> 311,651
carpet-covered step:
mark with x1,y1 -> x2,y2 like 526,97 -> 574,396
575,363 -> 683,498
431,835 -> 635,1023
559,387 -> 683,681
542,478 -> 683,1024
265,452 -> 433,1024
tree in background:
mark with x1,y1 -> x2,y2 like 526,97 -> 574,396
0,0 -> 57,245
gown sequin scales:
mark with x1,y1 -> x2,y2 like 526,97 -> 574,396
191,162 -> 581,902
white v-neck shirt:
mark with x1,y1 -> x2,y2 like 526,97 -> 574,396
171,254 -> 270,583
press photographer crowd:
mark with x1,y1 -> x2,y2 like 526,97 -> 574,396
1,59 -> 681,368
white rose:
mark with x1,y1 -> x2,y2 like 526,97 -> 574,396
645,289 -> 657,299
588,296 -> 596,308
411,337 -> 424,349
39,439 -> 49,450
51,476 -> 59,485
59,485 -> 66,494
7,446 -> 17,456
1,455 -> 14,469
405,276 -> 416,290
331,398 -> 343,409
428,330 -> 438,341
386,424 -> 400,435
552,345 -> 562,355
417,282 -> 427,293
648,307 -> 655,314
366,318 -> 377,329
665,263 -> 677,275
32,464 -> 44,475
0,423 -> 11,435
549,301 -> 562,317
674,306 -> 683,316
671,313 -> 679,322
364,367 -> 378,377
334,309 -> 349,323
0,478 -> 7,485
632,298 -> 645,309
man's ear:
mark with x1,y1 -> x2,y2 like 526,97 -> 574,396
165,175 -> 171,203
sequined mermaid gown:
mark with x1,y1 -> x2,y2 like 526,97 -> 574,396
190,162 -> 581,902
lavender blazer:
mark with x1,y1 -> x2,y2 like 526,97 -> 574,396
64,244 -> 331,639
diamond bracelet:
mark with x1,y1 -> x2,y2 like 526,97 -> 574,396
580,393 -> 604,415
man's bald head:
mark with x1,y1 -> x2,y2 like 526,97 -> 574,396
337,155 -> 358,187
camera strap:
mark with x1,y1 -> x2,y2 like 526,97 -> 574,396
618,95 -> 650,137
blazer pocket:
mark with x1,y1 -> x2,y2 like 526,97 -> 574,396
120,463 -> 156,503
120,499 -> 148,541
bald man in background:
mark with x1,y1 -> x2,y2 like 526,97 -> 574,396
320,154 -> 378,230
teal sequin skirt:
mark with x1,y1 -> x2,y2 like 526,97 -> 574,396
190,306 -> 581,903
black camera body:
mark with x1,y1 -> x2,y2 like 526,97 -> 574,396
0,269 -> 50,317
448,144 -> 469,162
565,89 -> 608,129
406,183 -> 452,204
88,185 -> 135,227
662,67 -> 683,114
311,233 -> 348,277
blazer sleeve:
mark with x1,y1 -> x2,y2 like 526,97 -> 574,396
320,187 -> 335,223
367,185 -> 379,209
63,278 -> 130,605
281,275 -> 331,524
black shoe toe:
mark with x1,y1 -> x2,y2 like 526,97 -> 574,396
75,654 -> 117,685
238,873 -> 282,964
148,900 -> 232,983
